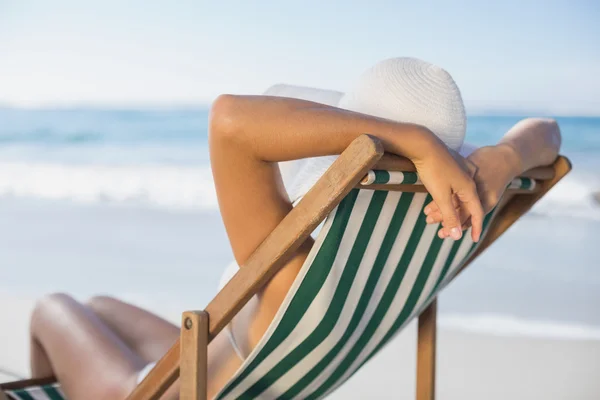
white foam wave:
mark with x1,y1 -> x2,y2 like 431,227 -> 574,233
0,162 -> 598,218
531,173 -> 600,221
440,313 -> 600,341
0,162 -> 218,211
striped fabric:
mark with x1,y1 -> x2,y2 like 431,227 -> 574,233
508,177 -> 536,191
213,187 -> 496,400
361,170 -> 536,192
5,383 -> 65,400
361,170 -> 420,185
4,172 -> 514,400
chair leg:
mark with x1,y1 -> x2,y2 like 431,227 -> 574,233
180,311 -> 209,400
416,299 -> 437,400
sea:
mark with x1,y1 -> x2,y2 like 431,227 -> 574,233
0,108 -> 599,341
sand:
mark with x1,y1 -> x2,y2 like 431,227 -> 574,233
1,293 -> 599,399
0,199 -> 598,398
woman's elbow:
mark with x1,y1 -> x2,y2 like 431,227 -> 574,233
524,117 -> 562,149
522,116 -> 557,127
539,118 -> 562,149
209,94 -> 242,145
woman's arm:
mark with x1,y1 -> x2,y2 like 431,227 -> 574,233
497,117 -> 562,176
425,117 -> 562,233
209,94 -> 484,267
209,94 -> 483,369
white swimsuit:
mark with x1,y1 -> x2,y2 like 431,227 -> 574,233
217,261 -> 260,360
136,361 -> 157,384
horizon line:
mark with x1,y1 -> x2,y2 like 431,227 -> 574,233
1,102 -> 598,118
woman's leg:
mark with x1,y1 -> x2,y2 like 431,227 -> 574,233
85,296 -> 243,399
85,296 -> 179,364
31,293 -> 242,399
30,293 -> 146,400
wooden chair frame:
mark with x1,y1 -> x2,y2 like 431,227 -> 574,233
0,135 -> 571,400
167,136 -> 569,400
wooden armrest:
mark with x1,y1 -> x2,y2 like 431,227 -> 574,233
371,153 -> 556,181
126,134 -> 385,400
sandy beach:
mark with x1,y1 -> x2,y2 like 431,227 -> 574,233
1,292 -> 599,399
0,198 -> 599,399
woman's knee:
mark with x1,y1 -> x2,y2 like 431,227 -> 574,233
86,295 -> 120,315
31,293 -> 78,330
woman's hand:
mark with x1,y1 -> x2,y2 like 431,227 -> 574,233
423,144 -> 521,235
406,135 -> 484,242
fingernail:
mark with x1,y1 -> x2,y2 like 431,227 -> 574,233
438,230 -> 445,239
426,216 -> 433,224
424,207 -> 430,215
450,227 -> 462,240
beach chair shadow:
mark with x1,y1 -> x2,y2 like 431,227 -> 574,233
0,135 -> 571,400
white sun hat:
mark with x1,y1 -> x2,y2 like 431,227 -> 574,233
338,57 -> 466,151
266,57 -> 469,204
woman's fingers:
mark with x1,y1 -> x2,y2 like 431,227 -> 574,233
467,199 -> 484,242
433,190 -> 463,240
424,196 -> 456,221
457,189 -> 484,242
426,210 -> 443,224
462,217 -> 472,231
420,150 -> 482,242
423,201 -> 437,216
425,196 -> 465,225
432,207 -> 473,231
428,185 -> 484,242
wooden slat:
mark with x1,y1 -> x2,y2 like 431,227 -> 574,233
0,391 -> 10,400
180,311 -> 209,400
416,300 -> 437,400
359,184 -> 541,194
0,376 -> 56,390
130,344 -> 181,400
520,166 -> 556,180
373,153 -> 417,171
360,183 -> 429,193
371,154 -> 556,181
126,134 -> 384,400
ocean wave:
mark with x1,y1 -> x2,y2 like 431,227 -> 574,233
0,129 -> 205,145
0,108 -> 209,145
0,162 -> 598,218
439,313 -> 600,340
0,129 -> 105,144
0,162 -> 218,211
530,173 -> 600,221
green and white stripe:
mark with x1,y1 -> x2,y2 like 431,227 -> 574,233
5,383 -> 65,400
361,170 -> 420,185
4,170 -> 502,400
215,184 -> 492,400
362,170 -> 536,192
509,177 -> 536,191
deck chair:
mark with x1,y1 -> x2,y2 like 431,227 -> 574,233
0,135 -> 571,400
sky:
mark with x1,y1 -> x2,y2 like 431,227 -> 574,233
0,0 -> 599,115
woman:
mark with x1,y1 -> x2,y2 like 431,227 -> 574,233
27,58 -> 561,400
